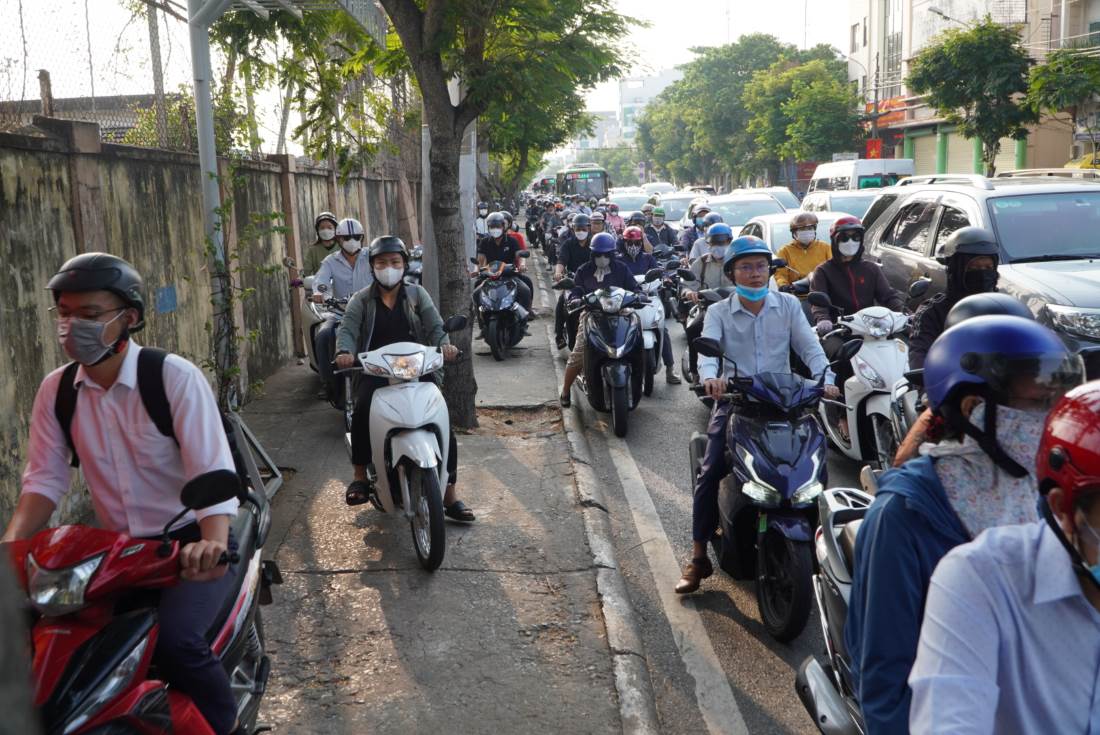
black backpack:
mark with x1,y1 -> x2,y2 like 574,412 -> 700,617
54,348 -> 249,497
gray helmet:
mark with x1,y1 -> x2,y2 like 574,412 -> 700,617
486,212 -> 507,229
945,292 -> 1033,329
572,213 -> 591,229
47,252 -> 146,332
367,235 -> 409,263
935,226 -> 998,264
314,211 -> 338,230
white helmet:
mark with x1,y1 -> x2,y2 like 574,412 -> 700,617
335,218 -> 364,237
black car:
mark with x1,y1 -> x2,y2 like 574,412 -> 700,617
862,177 -> 1100,378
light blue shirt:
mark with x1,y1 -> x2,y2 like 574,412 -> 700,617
909,522 -> 1100,735
314,249 -> 373,300
698,290 -> 830,382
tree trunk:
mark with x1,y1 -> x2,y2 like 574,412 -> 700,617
0,563 -> 39,734
983,140 -> 999,177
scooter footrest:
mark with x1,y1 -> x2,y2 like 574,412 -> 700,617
253,654 -> 271,696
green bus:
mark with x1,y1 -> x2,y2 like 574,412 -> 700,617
556,163 -> 611,200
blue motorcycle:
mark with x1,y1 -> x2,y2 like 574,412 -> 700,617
688,337 -> 860,641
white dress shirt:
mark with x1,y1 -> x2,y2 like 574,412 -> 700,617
314,249 -> 374,300
22,343 -> 238,538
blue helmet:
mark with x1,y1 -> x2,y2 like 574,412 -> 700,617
703,212 -> 724,228
590,232 -> 618,254
722,235 -> 773,274
705,223 -> 733,244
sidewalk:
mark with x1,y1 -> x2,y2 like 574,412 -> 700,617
247,308 -> 620,733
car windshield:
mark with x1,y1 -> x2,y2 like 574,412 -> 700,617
989,191 -> 1100,261
611,194 -> 651,212
767,190 -> 800,209
709,199 -> 785,226
660,197 -> 696,222
829,194 -> 877,218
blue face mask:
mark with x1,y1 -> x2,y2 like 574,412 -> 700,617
735,284 -> 769,302
709,246 -> 727,260
1077,520 -> 1100,585
694,217 -> 706,227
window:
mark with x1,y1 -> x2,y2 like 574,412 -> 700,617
989,192 -> 1100,261
932,206 -> 970,252
862,193 -> 899,230
851,23 -> 860,53
740,224 -> 763,238
863,17 -> 868,47
1091,21 -> 1100,47
885,200 -> 938,253
883,0 -> 903,98
832,176 -> 852,190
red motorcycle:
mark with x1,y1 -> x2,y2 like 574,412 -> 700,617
5,470 -> 282,735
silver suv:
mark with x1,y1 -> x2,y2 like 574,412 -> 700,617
862,175 -> 1100,377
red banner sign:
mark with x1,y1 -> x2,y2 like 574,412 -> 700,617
865,138 -> 883,159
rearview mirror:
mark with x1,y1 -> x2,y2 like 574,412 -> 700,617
792,278 -> 811,296
180,470 -> 241,510
771,257 -> 787,270
677,269 -> 697,282
443,315 -> 468,333
518,250 -> 531,258
644,268 -> 663,282
469,257 -> 478,265
282,256 -> 296,269
693,337 -> 722,358
807,291 -> 832,309
903,368 -> 924,388
665,260 -> 679,270
835,338 -> 863,364
315,282 -> 328,294
553,278 -> 575,290
303,275 -> 316,291
411,245 -> 424,258
908,278 -> 932,299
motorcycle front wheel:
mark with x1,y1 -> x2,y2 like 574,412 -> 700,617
486,318 -> 507,361
610,383 -> 629,438
756,529 -> 813,642
642,348 -> 657,396
406,464 -> 446,571
870,414 -> 898,471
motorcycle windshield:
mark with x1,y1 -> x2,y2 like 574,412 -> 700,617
745,372 -> 820,412
588,313 -> 639,355
730,414 -> 824,494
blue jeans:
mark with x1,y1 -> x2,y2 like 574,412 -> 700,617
315,316 -> 340,390
693,402 -> 733,543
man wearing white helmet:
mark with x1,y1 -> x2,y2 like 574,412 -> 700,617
312,217 -> 373,399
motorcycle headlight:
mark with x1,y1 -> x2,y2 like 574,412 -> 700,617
63,636 -> 150,734
479,290 -> 494,307
742,481 -> 783,506
791,481 -> 824,507
26,553 -> 103,617
1046,304 -> 1100,341
383,352 -> 424,380
862,313 -> 892,338
500,290 -> 516,308
598,292 -> 625,313
854,354 -> 886,390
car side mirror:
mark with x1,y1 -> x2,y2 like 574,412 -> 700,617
644,268 -> 663,282
693,337 -> 722,358
443,315 -> 468,333
908,278 -> 932,299
180,470 -> 241,510
518,250 -> 531,258
807,291 -> 832,309
677,269 -> 697,282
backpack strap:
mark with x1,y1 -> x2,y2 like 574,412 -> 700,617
136,347 -> 178,445
54,361 -> 82,468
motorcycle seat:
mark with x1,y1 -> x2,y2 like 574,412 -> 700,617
204,505 -> 259,643
839,519 -> 863,572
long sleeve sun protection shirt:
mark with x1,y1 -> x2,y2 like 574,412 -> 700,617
809,258 -> 904,324
773,240 -> 831,289
315,250 -> 374,300
697,290 -> 830,382
908,521 -> 1100,735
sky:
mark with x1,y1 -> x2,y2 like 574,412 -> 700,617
585,0 -> 852,111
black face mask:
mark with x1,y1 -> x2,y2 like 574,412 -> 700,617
963,268 -> 998,294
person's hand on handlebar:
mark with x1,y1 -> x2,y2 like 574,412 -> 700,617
553,269 -> 563,282
704,378 -> 726,400
311,293 -> 325,304
442,345 -> 460,362
180,538 -> 229,582
824,384 -> 841,399
684,290 -> 700,303
335,352 -> 355,370
815,319 -> 834,336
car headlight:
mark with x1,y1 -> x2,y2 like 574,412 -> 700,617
854,354 -> 886,389
383,352 -> 424,379
26,553 -> 103,617
1046,304 -> 1100,341
791,481 -> 824,506
63,636 -> 150,734
598,292 -> 624,313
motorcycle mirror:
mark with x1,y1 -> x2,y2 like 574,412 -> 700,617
518,250 -> 531,258
282,256 -> 297,269
315,282 -> 328,294
908,278 -> 932,299
303,275 -> 316,291
665,260 -> 679,270
834,338 -> 863,365
903,368 -> 924,388
411,245 -> 424,258
553,278 -> 575,290
792,278 -> 811,296
677,269 -> 697,282
807,291 -> 832,309
644,268 -> 663,282
771,257 -> 787,270
180,470 -> 241,511
469,257 -> 479,265
443,314 -> 469,333
692,337 -> 723,358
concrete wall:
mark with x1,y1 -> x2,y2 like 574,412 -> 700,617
0,119 -> 412,526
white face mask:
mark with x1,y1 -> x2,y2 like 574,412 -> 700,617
575,230 -> 589,241
318,227 -> 335,241
341,239 -> 361,254
795,229 -> 815,245
488,228 -> 503,239
838,241 -> 860,257
374,266 -> 403,288
478,209 -> 488,216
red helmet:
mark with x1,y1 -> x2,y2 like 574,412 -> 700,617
829,215 -> 864,243
1037,381 -> 1100,513
623,226 -> 645,242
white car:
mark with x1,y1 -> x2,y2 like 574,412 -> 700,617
737,211 -> 847,253
730,186 -> 801,211
693,193 -> 786,234
643,181 -> 677,196
800,190 -> 880,220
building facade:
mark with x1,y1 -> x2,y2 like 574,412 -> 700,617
849,0 -> 1100,173
617,69 -> 684,142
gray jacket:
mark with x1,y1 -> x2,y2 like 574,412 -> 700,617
336,283 -> 449,379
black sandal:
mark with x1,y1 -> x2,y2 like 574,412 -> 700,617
444,500 -> 476,523
560,392 -> 571,408
345,480 -> 372,506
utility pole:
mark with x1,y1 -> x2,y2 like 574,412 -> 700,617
872,51 -> 879,140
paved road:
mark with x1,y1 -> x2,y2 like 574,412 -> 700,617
530,251 -> 860,735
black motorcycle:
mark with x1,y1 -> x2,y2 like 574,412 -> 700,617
473,251 -> 531,361
679,284 -> 731,389
405,244 -> 424,286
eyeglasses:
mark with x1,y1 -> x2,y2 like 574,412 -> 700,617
50,305 -> 127,321
339,234 -> 363,242
733,263 -> 771,275
836,232 -> 862,243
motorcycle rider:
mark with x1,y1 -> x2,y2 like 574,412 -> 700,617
908,226 -> 1001,370
590,209 -> 608,237
303,211 -> 339,275
907,380 -> 1100,734
678,202 -> 712,252
312,217 -> 373,400
606,202 -> 625,234
644,206 -> 678,250
619,226 -> 682,385
845,316 -> 1082,734
2,253 -> 242,735
553,213 -> 594,350
620,211 -> 654,252
476,211 -> 533,319
688,212 -> 726,260
558,232 -> 642,407
641,202 -> 655,225
474,201 -> 489,236
675,236 -> 839,594
680,223 -> 737,384
773,212 -> 830,293
333,236 -> 473,522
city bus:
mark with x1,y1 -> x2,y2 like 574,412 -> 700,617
556,163 -> 611,200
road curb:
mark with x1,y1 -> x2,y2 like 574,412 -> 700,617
530,247 -> 661,735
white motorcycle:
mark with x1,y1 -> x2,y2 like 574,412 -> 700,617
340,315 -> 467,571
808,292 -> 910,470
302,277 -> 355,428
633,269 -> 666,396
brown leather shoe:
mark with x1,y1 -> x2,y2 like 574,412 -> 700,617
674,557 -> 714,594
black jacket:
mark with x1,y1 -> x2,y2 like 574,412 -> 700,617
557,236 -> 590,274
907,293 -> 954,370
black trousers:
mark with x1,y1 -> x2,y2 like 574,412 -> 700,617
823,333 -> 854,388
685,317 -> 704,377
554,292 -> 579,346
351,375 -> 458,485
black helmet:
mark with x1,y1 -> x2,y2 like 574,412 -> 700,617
314,211 -> 338,230
935,226 -> 999,263
572,213 -> 591,229
48,252 -> 146,331
367,235 -> 409,263
486,212 -> 507,229
945,292 -> 1033,329
626,211 -> 646,225
500,211 -> 514,226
